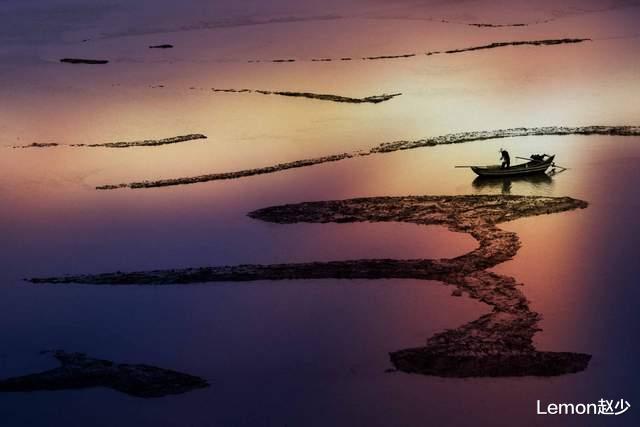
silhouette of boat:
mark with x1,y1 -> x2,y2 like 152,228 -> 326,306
471,173 -> 553,195
472,173 -> 552,189
470,155 -> 555,177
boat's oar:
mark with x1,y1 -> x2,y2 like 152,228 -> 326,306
516,156 -> 569,171
454,165 -> 477,168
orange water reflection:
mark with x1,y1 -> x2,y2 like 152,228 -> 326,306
1,1 -> 640,425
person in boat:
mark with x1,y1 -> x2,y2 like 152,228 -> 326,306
499,148 -> 511,169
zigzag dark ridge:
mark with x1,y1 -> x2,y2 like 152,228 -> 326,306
29,195 -> 591,377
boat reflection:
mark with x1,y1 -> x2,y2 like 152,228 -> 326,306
472,173 -> 553,195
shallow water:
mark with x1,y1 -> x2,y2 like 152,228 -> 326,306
1,1 -> 639,426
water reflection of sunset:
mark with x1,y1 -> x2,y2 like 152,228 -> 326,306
1,0 -> 639,425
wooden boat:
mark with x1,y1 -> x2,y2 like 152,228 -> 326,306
470,155 -> 556,177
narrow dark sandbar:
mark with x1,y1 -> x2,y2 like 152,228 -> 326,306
363,53 -> 416,60
0,351 -> 208,398
467,22 -> 529,27
74,133 -> 207,148
60,58 -> 109,64
97,153 -> 353,190
29,195 -> 591,377
163,87 -> 401,104
250,89 -> 401,104
247,38 -> 590,63
370,125 -> 640,152
12,142 -> 59,149
438,18 -> 554,28
432,38 -> 591,55
13,134 -> 207,149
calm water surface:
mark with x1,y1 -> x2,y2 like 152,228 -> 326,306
0,1 -> 639,426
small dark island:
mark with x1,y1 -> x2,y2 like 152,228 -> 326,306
0,351 -> 209,398
60,58 -> 109,64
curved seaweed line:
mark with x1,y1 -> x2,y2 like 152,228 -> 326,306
428,38 -> 589,55
96,125 -> 640,190
182,87 -> 402,104
370,16 -> 555,28
79,38 -> 590,66
12,134 -> 207,149
246,38 -> 590,63
28,195 -> 592,377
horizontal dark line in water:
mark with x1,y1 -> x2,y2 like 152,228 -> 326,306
434,18 -> 555,28
96,125 -> 640,190
61,38 -> 589,67
362,53 -> 416,60
370,125 -> 640,152
434,38 -> 590,55
0,350 -> 208,398
368,15 -> 555,28
12,142 -> 61,148
60,58 -> 109,64
247,38 -> 591,63
97,153 -> 353,190
204,88 -> 401,104
12,134 -> 207,149
75,134 -> 207,148
29,195 -> 592,378
149,86 -> 401,104
467,22 -> 530,27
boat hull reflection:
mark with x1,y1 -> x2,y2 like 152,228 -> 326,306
472,174 -> 553,194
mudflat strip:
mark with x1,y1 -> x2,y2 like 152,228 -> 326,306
97,153 -> 353,190
370,16 -> 556,28
465,22 -> 531,28
29,195 -> 591,377
0,351 -> 208,398
12,134 -> 207,149
426,38 -> 589,56
74,133 -> 207,148
192,87 -> 401,104
60,58 -> 109,64
251,90 -> 401,104
370,125 -> 640,152
97,125 -> 640,190
12,142 -> 60,148
248,38 -> 591,63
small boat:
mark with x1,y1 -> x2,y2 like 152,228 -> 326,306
470,155 -> 556,177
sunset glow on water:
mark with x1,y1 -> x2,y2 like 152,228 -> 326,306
0,1 -> 639,426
